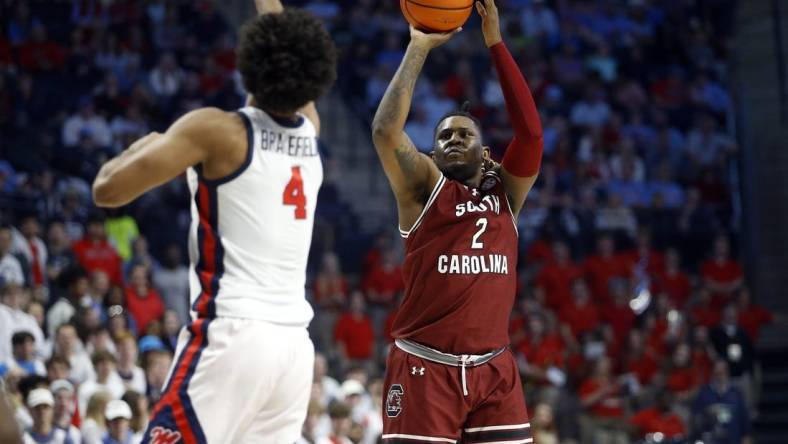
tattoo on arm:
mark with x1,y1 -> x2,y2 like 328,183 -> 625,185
394,142 -> 421,177
372,45 -> 429,133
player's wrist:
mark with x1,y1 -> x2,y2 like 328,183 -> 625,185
408,38 -> 433,51
485,33 -> 503,48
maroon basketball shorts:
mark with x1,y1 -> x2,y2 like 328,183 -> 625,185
382,345 -> 532,443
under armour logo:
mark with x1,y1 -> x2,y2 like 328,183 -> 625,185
411,366 -> 425,375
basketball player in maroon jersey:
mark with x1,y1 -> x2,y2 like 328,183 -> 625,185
371,0 -> 542,442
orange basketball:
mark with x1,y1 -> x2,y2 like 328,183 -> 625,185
400,0 -> 474,33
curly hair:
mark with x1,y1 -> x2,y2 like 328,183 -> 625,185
237,10 -> 337,115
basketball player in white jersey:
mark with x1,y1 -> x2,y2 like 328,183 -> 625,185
91,1 -> 336,442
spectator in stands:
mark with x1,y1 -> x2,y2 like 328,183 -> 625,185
666,342 -> 703,405
362,247 -> 403,331
18,214 -> 47,289
690,287 -> 721,330
103,399 -> 136,444
23,388 -> 71,444
148,53 -> 183,99
313,251 -> 349,311
123,264 -> 164,336
62,97 -> 113,148
11,331 -> 44,376
16,23 -> 66,73
629,391 -> 686,441
570,87 -> 611,130
46,221 -> 77,285
559,279 -> 600,339
622,328 -> 660,387
151,244 -> 189,326
299,400 -> 328,443
121,390 -> 149,440
686,114 -> 736,170
125,237 -> 159,276
0,282 -> 45,363
51,379 -> 81,443
692,360 -> 752,444
735,286 -> 774,343
579,356 -> 628,444
115,332 -> 146,395
333,292 -> 375,370
702,234 -> 744,305
535,240 -> 582,312
653,248 -> 691,309
72,213 -> 123,286
517,313 -> 566,405
595,193 -> 638,239
531,402 -> 559,444
583,234 -> 628,306
53,323 -> 95,385
47,266 -> 88,338
0,225 -> 25,286
711,304 -> 755,411
82,391 -> 111,444
77,351 -> 124,414
317,401 -> 353,444
160,310 -> 181,352
45,356 -> 71,383
314,352 -> 341,407
103,209 -> 139,263
141,348 -> 171,405
602,279 -> 636,345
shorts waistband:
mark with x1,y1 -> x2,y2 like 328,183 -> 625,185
394,338 -> 506,367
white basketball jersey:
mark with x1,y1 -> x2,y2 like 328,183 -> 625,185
185,106 -> 322,327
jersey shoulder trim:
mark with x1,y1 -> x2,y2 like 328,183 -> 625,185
399,175 -> 446,239
195,111 -> 254,186
502,191 -> 519,237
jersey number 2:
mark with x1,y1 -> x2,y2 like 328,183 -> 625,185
283,166 -> 307,220
471,218 -> 488,249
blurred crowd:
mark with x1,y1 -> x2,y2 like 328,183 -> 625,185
0,0 -> 775,443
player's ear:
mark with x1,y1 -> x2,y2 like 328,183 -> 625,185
430,150 -> 436,160
482,146 -> 491,159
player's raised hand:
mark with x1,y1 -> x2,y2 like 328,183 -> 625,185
254,0 -> 283,15
409,25 -> 462,50
476,0 -> 502,47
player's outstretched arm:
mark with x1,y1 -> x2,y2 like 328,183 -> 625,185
249,0 -> 321,136
477,0 -> 543,217
92,108 -> 240,207
372,26 -> 457,227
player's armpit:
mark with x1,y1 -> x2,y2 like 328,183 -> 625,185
501,166 -> 537,218
92,108 -> 236,208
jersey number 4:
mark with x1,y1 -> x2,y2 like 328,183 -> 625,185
283,166 -> 307,220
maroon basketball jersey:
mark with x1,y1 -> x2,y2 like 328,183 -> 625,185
391,173 -> 519,354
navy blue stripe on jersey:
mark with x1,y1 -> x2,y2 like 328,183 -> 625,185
178,319 -> 211,443
192,182 -> 224,319
144,318 -> 212,444
267,111 -> 305,128
196,111 -> 254,186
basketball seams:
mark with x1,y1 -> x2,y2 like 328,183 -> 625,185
401,0 -> 473,32
406,0 -> 473,11
403,0 -> 433,32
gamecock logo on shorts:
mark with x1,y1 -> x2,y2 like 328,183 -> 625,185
149,426 -> 182,444
386,384 -> 404,418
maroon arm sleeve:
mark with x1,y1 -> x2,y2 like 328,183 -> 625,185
490,41 -> 543,177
